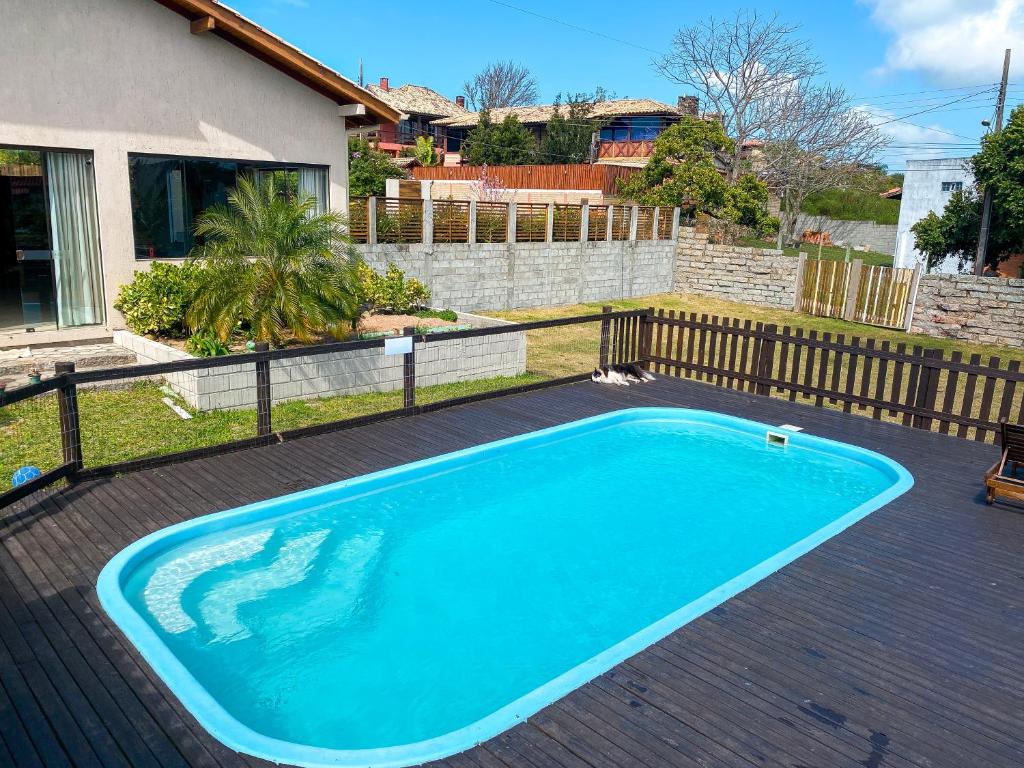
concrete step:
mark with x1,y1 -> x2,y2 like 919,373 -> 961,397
0,343 -> 137,385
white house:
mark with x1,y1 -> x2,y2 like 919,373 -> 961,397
0,0 -> 399,347
893,158 -> 975,274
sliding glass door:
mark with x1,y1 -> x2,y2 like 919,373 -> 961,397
0,147 -> 104,333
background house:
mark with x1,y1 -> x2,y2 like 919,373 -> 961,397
894,158 -> 974,274
0,0 -> 396,346
433,98 -> 687,166
364,78 -> 469,159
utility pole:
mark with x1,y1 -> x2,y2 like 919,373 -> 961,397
974,48 -> 1011,276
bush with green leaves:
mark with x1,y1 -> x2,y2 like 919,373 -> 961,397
349,137 -> 405,197
114,261 -> 203,338
187,175 -> 361,345
355,262 -> 431,314
185,332 -> 230,357
414,308 -> 458,322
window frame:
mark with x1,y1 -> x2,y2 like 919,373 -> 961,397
127,152 -> 331,260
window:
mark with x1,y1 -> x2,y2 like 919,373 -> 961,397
599,117 -> 664,142
128,154 -> 329,259
941,181 -> 963,193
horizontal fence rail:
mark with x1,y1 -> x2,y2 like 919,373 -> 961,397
0,310 -> 644,509
641,310 -> 1024,442
349,198 -> 679,246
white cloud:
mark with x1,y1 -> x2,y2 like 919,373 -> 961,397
863,0 -> 1023,83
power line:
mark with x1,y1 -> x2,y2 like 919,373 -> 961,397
483,0 -> 661,55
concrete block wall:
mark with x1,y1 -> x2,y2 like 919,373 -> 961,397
115,320 -> 527,411
911,275 -> 1024,350
794,214 -> 898,256
355,240 -> 676,312
673,228 -> 798,309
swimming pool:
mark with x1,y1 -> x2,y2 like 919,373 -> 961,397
98,408 -> 912,768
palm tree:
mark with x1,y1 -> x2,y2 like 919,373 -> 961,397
186,175 -> 360,345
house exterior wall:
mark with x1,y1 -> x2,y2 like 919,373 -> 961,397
0,0 -> 351,344
894,158 -> 974,274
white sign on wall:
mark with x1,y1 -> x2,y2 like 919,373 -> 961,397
384,336 -> 413,356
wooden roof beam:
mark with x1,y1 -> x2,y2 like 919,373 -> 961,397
190,15 -> 215,34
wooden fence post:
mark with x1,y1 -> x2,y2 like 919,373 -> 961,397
639,306 -> 655,370
367,196 -> 378,245
403,326 -> 416,408
843,258 -> 863,321
599,306 -> 612,367
912,348 -> 942,430
254,342 -> 272,437
793,253 -> 807,311
54,362 -> 83,472
904,264 -> 923,333
757,324 -> 777,395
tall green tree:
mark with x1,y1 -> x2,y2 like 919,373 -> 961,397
186,176 -> 361,344
617,116 -> 776,234
913,104 -> 1024,271
348,136 -> 404,197
537,90 -> 607,164
461,110 -> 536,166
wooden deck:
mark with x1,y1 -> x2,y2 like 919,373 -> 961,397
1,376 -> 1022,768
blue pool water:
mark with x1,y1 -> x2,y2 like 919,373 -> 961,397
98,408 -> 912,768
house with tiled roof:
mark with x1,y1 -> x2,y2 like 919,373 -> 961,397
433,96 -> 695,166
364,77 -> 470,158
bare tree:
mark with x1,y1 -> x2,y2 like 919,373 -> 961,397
757,83 -> 890,248
463,61 -> 538,111
656,11 -> 821,181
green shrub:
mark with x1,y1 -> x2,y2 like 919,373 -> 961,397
185,332 -> 230,357
414,308 -> 458,322
114,262 -> 202,337
355,262 -> 431,314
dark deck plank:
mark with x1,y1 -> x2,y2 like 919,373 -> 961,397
2,376 -> 1022,768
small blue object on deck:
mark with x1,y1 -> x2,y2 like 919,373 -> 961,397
12,466 -> 42,487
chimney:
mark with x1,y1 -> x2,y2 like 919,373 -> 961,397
677,95 -> 698,117
455,95 -> 466,108
379,76 -> 389,92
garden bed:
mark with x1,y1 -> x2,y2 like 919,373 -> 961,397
114,311 -> 525,412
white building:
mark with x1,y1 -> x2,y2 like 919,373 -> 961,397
893,158 -> 975,274
0,0 -> 399,347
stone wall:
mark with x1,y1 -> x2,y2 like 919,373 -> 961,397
115,316 -> 527,411
354,240 -> 676,312
794,214 -> 898,256
911,275 -> 1024,350
673,228 -> 798,309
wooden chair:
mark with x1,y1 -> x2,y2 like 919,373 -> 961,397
985,420 -> 1024,505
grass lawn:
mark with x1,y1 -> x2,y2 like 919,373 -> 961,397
736,236 -> 894,267
0,374 -> 544,485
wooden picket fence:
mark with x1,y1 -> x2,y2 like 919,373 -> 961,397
640,310 -> 1024,443
795,256 -> 922,331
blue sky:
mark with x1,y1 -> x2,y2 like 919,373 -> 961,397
230,0 -> 1024,171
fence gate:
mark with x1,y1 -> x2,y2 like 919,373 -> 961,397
795,255 -> 921,331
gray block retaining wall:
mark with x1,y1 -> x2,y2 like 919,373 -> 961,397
673,228 -> 798,309
354,240 -> 676,313
794,214 -> 897,256
114,315 -> 527,411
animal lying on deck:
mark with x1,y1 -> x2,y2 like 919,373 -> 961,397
591,364 -> 656,386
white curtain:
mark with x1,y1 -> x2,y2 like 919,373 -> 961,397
297,166 -> 329,216
46,152 -> 104,327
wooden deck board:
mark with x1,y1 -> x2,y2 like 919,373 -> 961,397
2,376 -> 1022,767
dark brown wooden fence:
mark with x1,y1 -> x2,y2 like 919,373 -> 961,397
640,310 -> 1024,442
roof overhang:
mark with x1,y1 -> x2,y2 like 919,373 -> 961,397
154,0 -> 401,127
